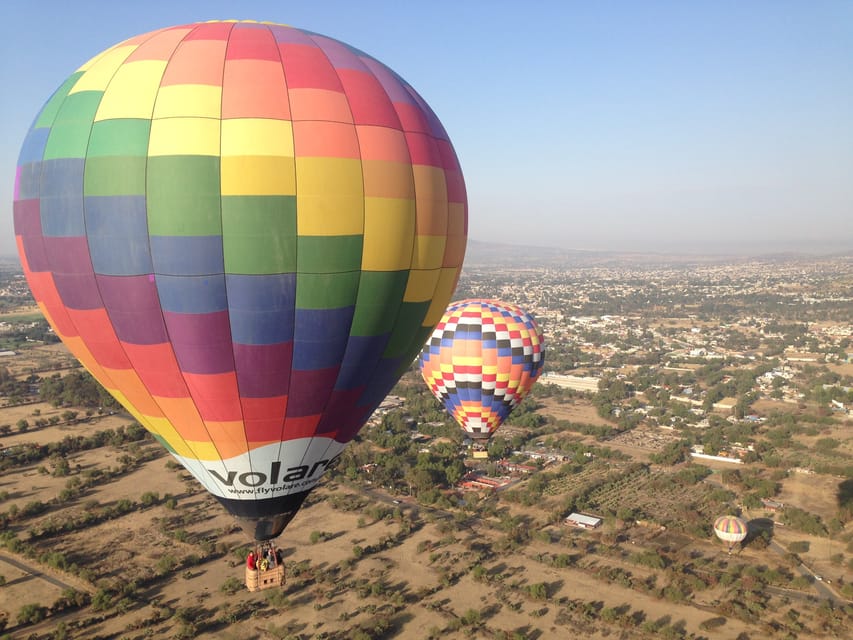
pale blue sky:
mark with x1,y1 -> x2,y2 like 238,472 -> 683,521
1,0 -> 851,256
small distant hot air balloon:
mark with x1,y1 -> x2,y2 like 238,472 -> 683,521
13,20 -> 467,546
713,515 -> 748,553
419,299 -> 544,456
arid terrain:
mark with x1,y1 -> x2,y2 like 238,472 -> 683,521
2,254 -> 853,639
1,391 -> 850,639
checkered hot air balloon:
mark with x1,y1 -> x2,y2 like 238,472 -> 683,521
419,299 -> 545,445
13,20 -> 467,540
713,515 -> 748,553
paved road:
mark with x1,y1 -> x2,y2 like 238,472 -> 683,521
766,540 -> 843,602
0,551 -> 80,592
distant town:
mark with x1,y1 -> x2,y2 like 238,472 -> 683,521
1,250 -> 852,639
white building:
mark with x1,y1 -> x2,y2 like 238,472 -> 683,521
565,513 -> 603,529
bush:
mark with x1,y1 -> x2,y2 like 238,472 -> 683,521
52,621 -> 69,639
155,554 -> 178,575
266,590 -> 289,608
174,623 -> 198,640
787,540 -> 810,554
781,506 -> 827,536
20,500 -> 47,518
220,576 -> 243,595
461,608 -> 481,625
91,589 -> 112,611
140,491 -> 160,507
527,582 -> 548,600
16,603 -> 47,625
233,545 -> 252,564
472,564 -> 487,581
310,530 -> 331,544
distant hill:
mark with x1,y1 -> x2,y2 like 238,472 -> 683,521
462,239 -> 853,268
1,243 -> 848,272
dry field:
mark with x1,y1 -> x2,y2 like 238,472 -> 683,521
752,398 -> 811,416
791,420 -> 853,458
0,306 -> 41,318
1,343 -> 79,378
827,362 -> 853,377
646,318 -> 720,330
606,425 -> 679,452
766,471 -> 852,585
536,398 -> 613,428
0,404 -> 123,442
1,404 -> 851,637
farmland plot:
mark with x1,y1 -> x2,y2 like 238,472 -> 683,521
581,466 -> 731,534
541,460 -> 622,497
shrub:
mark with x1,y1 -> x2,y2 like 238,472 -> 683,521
16,603 -> 47,625
155,554 -> 178,575
787,540 -> 810,554
527,582 -> 548,600
140,491 -> 160,507
310,530 -> 330,544
461,609 -> 482,625
20,500 -> 47,518
233,545 -> 252,564
91,589 -> 112,611
220,576 -> 243,595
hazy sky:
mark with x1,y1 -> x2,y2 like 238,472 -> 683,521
1,0 -> 851,256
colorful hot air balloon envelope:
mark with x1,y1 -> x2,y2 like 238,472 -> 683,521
713,515 -> 748,552
13,20 -> 467,540
419,299 -> 544,442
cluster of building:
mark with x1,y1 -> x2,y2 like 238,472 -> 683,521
460,257 -> 851,369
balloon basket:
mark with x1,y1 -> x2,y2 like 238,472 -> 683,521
245,542 -> 286,591
246,564 -> 286,592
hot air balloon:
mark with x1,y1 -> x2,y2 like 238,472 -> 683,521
713,515 -> 748,553
419,299 -> 544,456
13,20 -> 467,544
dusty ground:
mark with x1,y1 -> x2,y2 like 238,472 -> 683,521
752,398 -> 812,416
827,362 -> 853,377
0,406 -> 124,443
2,432 -> 849,639
647,318 -> 720,330
537,398 -> 613,428
770,471 -> 852,584
1,383 -> 851,638
1,342 -> 79,378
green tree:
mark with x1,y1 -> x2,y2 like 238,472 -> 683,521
488,436 -> 511,459
17,603 -> 48,624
